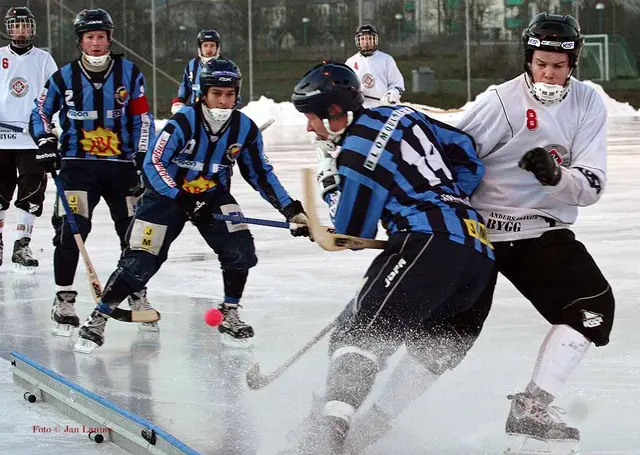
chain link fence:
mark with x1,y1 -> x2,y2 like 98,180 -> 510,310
3,0 -> 639,118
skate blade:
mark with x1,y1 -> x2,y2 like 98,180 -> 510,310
138,322 -> 160,332
13,263 -> 36,275
51,323 -> 75,337
220,333 -> 254,349
73,338 -> 100,354
505,434 -> 580,455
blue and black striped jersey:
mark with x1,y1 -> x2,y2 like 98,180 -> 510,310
175,58 -> 204,104
145,105 -> 294,212
328,105 -> 493,257
30,55 -> 154,163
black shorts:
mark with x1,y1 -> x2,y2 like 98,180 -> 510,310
440,229 -> 614,347
329,232 -> 494,362
0,149 -> 47,215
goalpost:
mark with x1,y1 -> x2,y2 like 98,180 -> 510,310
582,34 -> 610,81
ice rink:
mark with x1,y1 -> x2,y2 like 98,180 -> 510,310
0,98 -> 639,454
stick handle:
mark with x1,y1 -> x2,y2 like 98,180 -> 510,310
211,213 -> 297,230
51,171 -> 103,303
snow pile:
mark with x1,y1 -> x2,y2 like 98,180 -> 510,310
154,80 -> 638,145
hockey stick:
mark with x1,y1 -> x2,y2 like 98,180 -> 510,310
0,122 -> 26,133
246,317 -> 337,390
51,171 -> 159,324
211,213 -> 339,236
259,118 -> 274,131
302,168 -> 386,251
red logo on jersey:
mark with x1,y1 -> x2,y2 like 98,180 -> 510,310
354,62 -> 358,70
548,148 -> 562,165
526,109 -> 538,131
10,77 -> 29,97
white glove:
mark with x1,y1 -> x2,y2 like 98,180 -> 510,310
317,154 -> 340,199
381,88 -> 401,106
170,102 -> 185,115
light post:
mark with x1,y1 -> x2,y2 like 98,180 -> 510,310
302,17 -> 310,47
595,3 -> 605,34
395,13 -> 403,40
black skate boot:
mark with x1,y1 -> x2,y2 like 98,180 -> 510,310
281,396 -> 349,455
344,404 -> 393,453
51,291 -> 80,336
218,302 -> 254,347
12,237 -> 38,274
128,289 -> 159,332
504,391 -> 579,455
74,309 -> 109,354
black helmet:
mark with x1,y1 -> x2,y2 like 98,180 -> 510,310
199,58 -> 242,101
522,13 -> 584,73
197,29 -> 221,59
5,7 -> 36,48
292,62 -> 364,119
355,24 -> 378,57
73,9 -> 114,42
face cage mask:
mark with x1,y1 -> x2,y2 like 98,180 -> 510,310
356,33 -> 378,57
6,18 -> 36,48
525,72 -> 571,106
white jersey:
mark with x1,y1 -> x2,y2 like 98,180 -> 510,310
0,46 -> 57,150
345,50 -> 404,109
458,74 -> 607,242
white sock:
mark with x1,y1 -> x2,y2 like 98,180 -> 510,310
527,324 -> 591,399
15,208 -> 35,241
57,285 -> 74,292
375,353 -> 440,419
0,210 -> 5,236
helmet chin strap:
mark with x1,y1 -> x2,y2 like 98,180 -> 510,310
525,72 -> 571,106
321,111 -> 354,145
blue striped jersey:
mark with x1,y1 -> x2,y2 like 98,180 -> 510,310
328,105 -> 493,258
146,105 -> 294,213
176,57 -> 204,104
30,55 -> 154,163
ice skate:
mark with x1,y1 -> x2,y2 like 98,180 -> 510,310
504,392 -> 579,455
51,291 -> 80,336
281,397 -> 349,455
344,404 -> 393,453
128,289 -> 159,332
74,309 -> 108,354
218,302 -> 254,348
12,237 -> 38,274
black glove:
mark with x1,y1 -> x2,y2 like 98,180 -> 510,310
177,191 -> 212,224
282,200 -> 310,238
35,134 -> 61,173
129,169 -> 145,198
518,147 -> 562,186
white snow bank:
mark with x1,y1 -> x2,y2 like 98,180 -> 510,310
154,80 -> 639,145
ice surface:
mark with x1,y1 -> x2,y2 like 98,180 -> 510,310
0,110 -> 638,454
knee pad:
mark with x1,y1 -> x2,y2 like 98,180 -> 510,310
128,219 -> 167,256
62,190 -> 90,218
219,236 -> 257,272
59,213 -> 91,247
561,284 -> 614,347
326,346 -> 379,408
117,254 -> 157,293
406,322 -> 479,375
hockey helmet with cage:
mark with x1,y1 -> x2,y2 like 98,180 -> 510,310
5,7 -> 36,48
291,61 -> 364,119
199,58 -> 242,102
73,9 -> 114,42
355,24 -> 378,57
197,29 -> 221,59
522,13 -> 584,74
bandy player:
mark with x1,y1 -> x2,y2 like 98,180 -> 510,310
0,6 -> 57,273
352,13 -> 613,455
